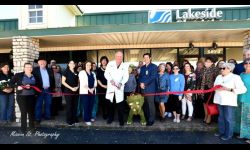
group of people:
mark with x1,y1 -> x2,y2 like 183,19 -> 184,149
0,49 -> 250,143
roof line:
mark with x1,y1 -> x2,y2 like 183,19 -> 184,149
75,5 -> 84,14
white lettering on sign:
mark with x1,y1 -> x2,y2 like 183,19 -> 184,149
176,8 -> 223,22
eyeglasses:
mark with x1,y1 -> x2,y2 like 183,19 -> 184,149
173,68 -> 179,70
219,67 -> 226,70
244,62 -> 250,65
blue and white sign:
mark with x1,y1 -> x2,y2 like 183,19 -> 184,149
148,10 -> 172,23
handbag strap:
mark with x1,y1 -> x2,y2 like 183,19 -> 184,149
206,92 -> 213,105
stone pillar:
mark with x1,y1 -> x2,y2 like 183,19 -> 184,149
243,32 -> 250,51
12,36 -> 39,73
12,36 -> 39,123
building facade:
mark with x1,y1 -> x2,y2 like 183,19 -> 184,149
1,5 -> 250,123
0,5 -> 250,69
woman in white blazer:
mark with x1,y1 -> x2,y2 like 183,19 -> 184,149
79,60 -> 97,126
104,51 -> 129,126
213,63 -> 247,141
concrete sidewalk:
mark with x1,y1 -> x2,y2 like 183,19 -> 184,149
1,109 -> 217,132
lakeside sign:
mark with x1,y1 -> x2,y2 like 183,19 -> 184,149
148,10 -> 172,23
176,8 -> 223,21
148,8 -> 223,23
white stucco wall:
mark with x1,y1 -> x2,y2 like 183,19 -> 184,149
18,5 -> 76,30
47,5 -> 75,28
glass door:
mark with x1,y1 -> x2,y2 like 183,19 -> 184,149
178,48 -> 199,69
179,56 -> 199,70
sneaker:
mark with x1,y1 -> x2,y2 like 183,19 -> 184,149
181,116 -> 185,120
214,133 -> 222,137
176,119 -> 180,123
187,117 -> 192,122
220,136 -> 232,141
235,135 -> 243,139
168,113 -> 172,118
164,112 -> 168,118
67,123 -> 74,127
91,119 -> 95,122
173,119 -> 177,122
85,122 -> 92,126
245,140 -> 250,144
74,122 -> 80,126
127,121 -> 132,125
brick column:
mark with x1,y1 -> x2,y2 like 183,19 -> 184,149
243,32 -> 250,51
12,36 -> 39,123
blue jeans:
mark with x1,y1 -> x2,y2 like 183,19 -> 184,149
92,95 -> 99,119
77,97 -> 84,117
35,89 -> 52,121
80,95 -> 95,122
218,105 -> 234,139
0,94 -> 14,121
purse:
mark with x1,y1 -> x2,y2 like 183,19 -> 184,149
206,92 -> 219,116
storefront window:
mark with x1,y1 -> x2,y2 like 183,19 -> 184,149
151,48 -> 177,65
124,49 -> 150,66
86,50 -> 97,64
98,50 -> 116,65
204,48 -> 223,55
179,48 -> 199,55
204,48 -> 224,62
226,47 -> 243,63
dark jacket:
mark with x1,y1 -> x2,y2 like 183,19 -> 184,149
138,63 -> 158,94
233,62 -> 245,75
0,72 -> 14,95
10,72 -> 37,96
184,73 -> 196,91
32,67 -> 55,92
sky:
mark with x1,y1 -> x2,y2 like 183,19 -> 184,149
0,5 -> 249,19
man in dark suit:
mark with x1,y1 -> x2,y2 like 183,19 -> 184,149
33,57 -> 55,123
233,49 -> 250,75
138,53 -> 158,126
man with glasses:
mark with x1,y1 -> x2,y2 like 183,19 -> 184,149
104,51 -> 129,126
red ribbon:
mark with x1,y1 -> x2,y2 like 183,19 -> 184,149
143,85 -> 222,96
20,85 -> 222,96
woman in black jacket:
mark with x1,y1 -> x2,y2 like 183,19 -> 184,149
10,63 -> 36,133
0,63 -> 14,123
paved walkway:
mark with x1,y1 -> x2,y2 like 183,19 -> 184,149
0,107 -> 248,144
0,127 -> 247,144
1,108 -> 217,132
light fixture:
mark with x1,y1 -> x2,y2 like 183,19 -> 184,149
212,42 -> 218,49
189,42 -> 194,49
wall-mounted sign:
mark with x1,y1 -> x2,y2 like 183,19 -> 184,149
148,10 -> 172,23
176,8 -> 223,22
